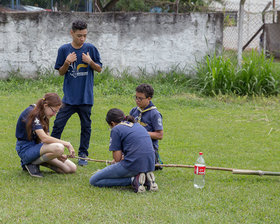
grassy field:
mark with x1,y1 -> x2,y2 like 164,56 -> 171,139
0,76 -> 280,223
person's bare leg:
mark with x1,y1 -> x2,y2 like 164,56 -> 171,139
44,158 -> 77,174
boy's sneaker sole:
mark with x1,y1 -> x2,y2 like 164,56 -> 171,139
146,172 -> 158,192
133,173 -> 146,193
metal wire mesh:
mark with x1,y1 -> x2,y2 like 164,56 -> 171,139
211,0 -> 280,59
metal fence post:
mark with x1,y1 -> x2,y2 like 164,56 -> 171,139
89,0 -> 93,12
237,0 -> 246,67
16,0 -> 20,10
11,0 -> 14,9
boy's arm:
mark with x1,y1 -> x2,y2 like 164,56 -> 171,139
111,150 -> 123,164
89,59 -> 102,72
58,61 -> 70,76
58,52 -> 77,76
149,111 -> 163,140
82,52 -> 102,72
148,130 -> 163,140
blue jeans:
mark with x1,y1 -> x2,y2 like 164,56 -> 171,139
89,162 -> 139,187
51,104 -> 92,156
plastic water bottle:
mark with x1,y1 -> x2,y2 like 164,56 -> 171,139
194,152 -> 206,189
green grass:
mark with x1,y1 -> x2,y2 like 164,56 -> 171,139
0,75 -> 280,223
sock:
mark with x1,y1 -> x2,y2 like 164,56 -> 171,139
32,154 -> 50,165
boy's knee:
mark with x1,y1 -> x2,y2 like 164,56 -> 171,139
68,164 -> 77,173
63,162 -> 77,174
89,175 -> 98,186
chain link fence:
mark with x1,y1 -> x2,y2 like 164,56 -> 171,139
210,0 -> 280,60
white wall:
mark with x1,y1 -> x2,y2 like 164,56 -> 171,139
0,11 -> 223,78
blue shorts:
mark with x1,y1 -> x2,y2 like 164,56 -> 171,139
15,140 -> 43,166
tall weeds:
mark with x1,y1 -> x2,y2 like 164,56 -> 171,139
192,50 -> 280,96
234,51 -> 280,96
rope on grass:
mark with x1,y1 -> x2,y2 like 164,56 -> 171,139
73,156 -> 280,176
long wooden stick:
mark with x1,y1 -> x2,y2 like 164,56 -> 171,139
73,156 -> 280,176
232,169 -> 280,176
74,156 -> 232,171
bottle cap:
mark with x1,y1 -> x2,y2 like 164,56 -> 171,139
199,152 -> 203,155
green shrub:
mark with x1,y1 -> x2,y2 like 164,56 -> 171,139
192,50 -> 280,96
192,53 -> 235,95
234,51 -> 280,96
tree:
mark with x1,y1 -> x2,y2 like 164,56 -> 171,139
94,0 -> 224,13
94,0 -> 120,12
0,0 -> 224,12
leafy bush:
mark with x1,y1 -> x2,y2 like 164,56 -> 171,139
234,51 -> 280,96
192,53 -> 235,95
115,0 -> 147,11
192,51 -> 280,96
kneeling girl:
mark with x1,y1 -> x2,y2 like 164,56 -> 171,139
15,93 -> 76,177
89,108 -> 158,193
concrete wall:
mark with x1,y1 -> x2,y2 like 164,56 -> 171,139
0,11 -> 223,78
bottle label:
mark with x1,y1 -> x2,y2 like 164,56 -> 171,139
194,165 -> 206,175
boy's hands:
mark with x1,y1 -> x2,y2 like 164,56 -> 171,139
82,52 -> 92,64
64,142 -> 75,158
66,52 -> 77,64
58,154 -> 67,163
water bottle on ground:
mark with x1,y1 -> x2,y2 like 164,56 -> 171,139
194,152 -> 206,189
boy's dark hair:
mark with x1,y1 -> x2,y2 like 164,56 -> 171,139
72,20 -> 87,31
136,84 -> 154,98
106,108 -> 135,125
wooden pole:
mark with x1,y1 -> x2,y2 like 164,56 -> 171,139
232,169 -> 280,176
73,156 -> 280,176
74,156 -> 232,171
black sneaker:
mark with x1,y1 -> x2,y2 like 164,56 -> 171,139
25,164 -> 43,178
155,163 -> 163,170
144,172 -> 158,192
155,151 -> 163,170
132,173 -> 146,193
78,154 -> 88,166
22,166 -> 27,172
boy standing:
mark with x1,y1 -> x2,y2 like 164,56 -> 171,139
130,84 -> 163,170
51,20 -> 102,166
